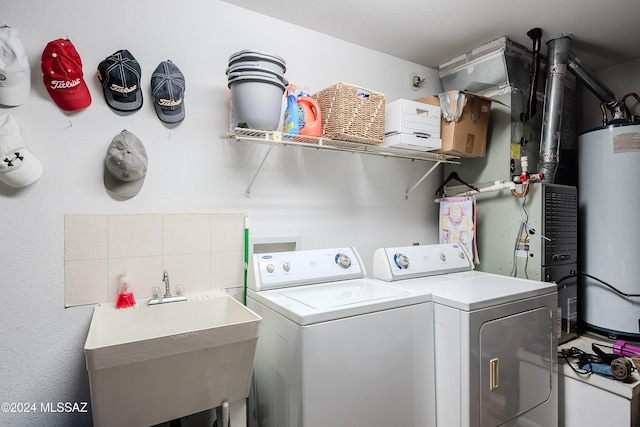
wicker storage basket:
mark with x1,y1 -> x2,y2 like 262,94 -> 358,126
313,82 -> 385,145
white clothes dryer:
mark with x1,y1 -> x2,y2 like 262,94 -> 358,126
246,247 -> 435,427
373,243 -> 558,427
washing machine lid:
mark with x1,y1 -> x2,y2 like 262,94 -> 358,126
432,271 -> 557,311
246,278 -> 431,325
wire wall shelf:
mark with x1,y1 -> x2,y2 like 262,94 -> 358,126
224,128 -> 459,163
222,128 -> 459,198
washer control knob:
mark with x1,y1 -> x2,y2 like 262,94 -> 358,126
459,251 -> 466,259
336,253 -> 352,269
439,253 -> 447,262
394,253 -> 410,269
266,264 -> 275,273
282,262 -> 291,272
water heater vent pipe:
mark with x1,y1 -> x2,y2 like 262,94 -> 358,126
538,34 -> 572,183
568,52 -> 628,125
538,32 -> 629,183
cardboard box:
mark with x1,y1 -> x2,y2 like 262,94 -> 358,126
415,91 -> 501,158
382,99 -> 442,151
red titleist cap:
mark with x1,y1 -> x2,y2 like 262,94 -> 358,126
41,39 -> 91,111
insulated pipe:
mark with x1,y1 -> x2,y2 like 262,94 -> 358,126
521,28 -> 542,123
538,34 -> 572,183
568,52 -> 628,124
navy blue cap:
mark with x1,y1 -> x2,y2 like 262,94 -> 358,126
151,60 -> 185,123
97,49 -> 142,112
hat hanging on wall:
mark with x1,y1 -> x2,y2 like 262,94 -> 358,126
151,60 -> 186,124
41,38 -> 92,111
0,26 -> 31,107
97,50 -> 143,112
0,114 -> 43,188
103,130 -> 148,200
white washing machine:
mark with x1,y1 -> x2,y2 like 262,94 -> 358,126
373,243 -> 558,427
246,247 -> 435,427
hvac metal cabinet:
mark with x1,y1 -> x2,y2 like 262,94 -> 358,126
440,37 -> 579,344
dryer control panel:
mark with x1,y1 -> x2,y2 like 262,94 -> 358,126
372,243 -> 472,281
248,247 -> 365,291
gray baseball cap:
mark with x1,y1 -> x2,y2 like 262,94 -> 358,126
103,130 -> 147,200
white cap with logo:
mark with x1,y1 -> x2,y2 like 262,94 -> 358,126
0,26 -> 31,107
0,114 -> 43,188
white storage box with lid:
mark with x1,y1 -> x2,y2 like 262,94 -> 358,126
382,99 -> 442,151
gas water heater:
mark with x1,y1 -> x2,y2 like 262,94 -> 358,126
579,122 -> 640,338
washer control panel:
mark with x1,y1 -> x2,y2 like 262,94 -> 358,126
372,243 -> 473,281
248,247 -> 364,291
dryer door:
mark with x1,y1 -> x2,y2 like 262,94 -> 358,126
479,306 -> 553,426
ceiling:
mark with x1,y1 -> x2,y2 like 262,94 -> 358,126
222,0 -> 640,72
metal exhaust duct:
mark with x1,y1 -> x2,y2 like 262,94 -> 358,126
567,52 -> 628,124
538,32 -> 629,183
538,34 -> 572,183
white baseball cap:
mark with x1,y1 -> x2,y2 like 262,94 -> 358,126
0,114 -> 43,188
0,26 -> 31,107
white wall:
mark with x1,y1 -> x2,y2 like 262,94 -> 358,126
0,1 -> 443,425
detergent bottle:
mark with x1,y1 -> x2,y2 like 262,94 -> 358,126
283,84 -> 299,134
297,86 -> 322,137
297,86 -> 309,131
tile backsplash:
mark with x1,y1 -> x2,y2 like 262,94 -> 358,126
64,213 -> 246,307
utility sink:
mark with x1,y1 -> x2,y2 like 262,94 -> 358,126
84,291 -> 261,427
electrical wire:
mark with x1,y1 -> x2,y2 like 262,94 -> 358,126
560,344 -> 639,382
519,185 -> 531,278
580,271 -> 640,298
517,183 -> 550,242
554,273 -> 576,286
510,184 -> 534,278
551,270 -> 640,300
549,272 -> 578,291
558,347 -> 598,376
508,183 -> 555,279
509,220 -> 526,277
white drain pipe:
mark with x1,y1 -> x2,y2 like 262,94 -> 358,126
221,401 -> 230,427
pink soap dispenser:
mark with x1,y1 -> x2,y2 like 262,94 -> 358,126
116,269 -> 136,309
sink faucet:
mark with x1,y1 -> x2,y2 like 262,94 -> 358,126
148,270 -> 188,306
163,270 -> 172,298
